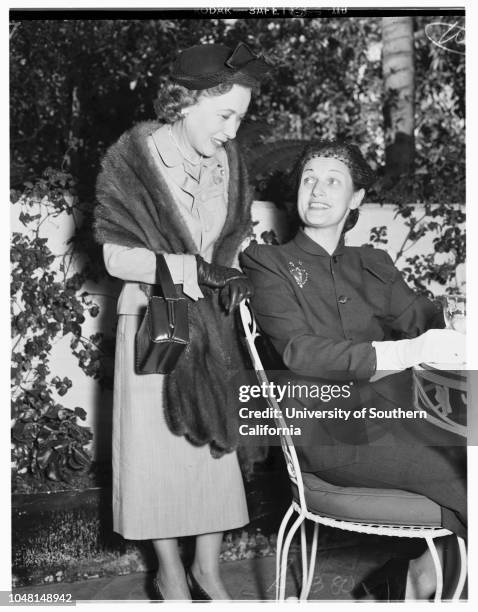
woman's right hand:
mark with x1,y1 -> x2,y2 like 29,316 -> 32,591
372,328 -> 465,377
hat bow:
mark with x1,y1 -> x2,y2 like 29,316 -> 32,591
225,42 -> 260,70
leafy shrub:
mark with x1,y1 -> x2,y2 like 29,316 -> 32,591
10,16 -> 464,206
367,203 -> 465,295
11,169 -> 113,492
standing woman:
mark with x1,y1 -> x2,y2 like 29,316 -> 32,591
94,43 -> 271,600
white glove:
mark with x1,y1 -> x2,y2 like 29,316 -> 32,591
372,329 -> 465,377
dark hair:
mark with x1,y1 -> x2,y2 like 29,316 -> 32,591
154,71 -> 259,124
292,140 -> 376,234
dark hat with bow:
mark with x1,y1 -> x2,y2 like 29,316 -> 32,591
171,42 -> 271,90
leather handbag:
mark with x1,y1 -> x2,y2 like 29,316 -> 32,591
135,254 -> 189,374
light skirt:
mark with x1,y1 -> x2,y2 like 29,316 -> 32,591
112,314 -> 249,540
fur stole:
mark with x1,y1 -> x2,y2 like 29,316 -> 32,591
94,121 -> 252,456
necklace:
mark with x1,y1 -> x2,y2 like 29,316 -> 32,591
168,125 -> 202,166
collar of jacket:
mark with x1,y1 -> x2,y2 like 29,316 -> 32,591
293,229 -> 345,257
151,124 -> 213,170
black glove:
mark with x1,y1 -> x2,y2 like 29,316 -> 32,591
195,254 -> 245,288
220,277 -> 254,314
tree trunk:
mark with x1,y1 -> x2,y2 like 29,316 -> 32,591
63,85 -> 82,175
382,16 -> 415,182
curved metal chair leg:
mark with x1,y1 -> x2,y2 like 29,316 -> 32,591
451,536 -> 467,601
302,523 -> 319,600
426,536 -> 443,602
276,504 -> 295,600
299,522 -> 309,600
279,513 -> 305,600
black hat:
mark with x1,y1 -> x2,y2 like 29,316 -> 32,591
171,42 -> 271,90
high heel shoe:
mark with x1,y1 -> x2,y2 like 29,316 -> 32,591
186,568 -> 212,601
357,558 -> 409,601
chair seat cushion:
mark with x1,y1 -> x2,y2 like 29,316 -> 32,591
292,472 -> 442,527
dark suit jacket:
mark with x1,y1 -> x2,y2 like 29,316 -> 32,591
241,231 -> 444,471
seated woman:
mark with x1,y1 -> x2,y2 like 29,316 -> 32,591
241,140 -> 466,601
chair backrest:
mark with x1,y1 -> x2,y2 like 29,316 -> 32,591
239,300 -> 309,511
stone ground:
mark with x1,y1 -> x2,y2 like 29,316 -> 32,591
13,531 -> 399,602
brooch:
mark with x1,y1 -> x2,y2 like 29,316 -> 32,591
288,260 -> 309,288
212,163 -> 225,185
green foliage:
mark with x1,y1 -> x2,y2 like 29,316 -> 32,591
236,18 -> 384,158
366,202 -> 465,295
237,16 -> 464,206
412,16 -> 465,204
11,169 -> 114,492
10,16 -> 465,205
10,19 -> 229,194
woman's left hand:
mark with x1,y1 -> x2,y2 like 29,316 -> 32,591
220,277 -> 254,314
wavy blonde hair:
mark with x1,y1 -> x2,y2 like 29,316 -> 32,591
153,72 -> 259,124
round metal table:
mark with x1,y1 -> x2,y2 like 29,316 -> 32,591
413,363 -> 467,438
